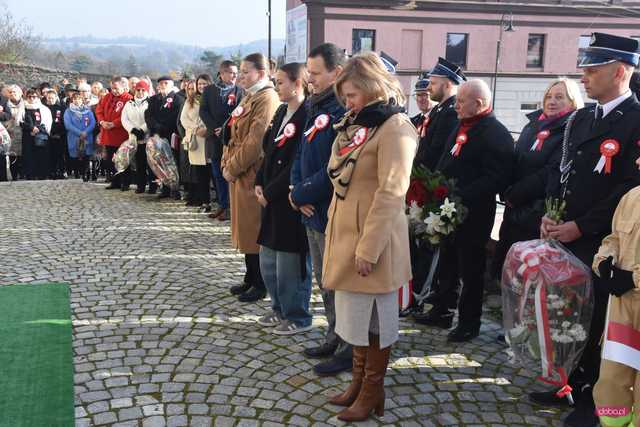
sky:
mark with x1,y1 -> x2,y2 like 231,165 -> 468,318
5,0 -> 287,47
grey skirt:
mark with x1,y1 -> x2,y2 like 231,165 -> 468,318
335,289 -> 399,349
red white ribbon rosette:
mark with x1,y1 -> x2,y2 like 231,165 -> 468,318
163,97 -> 174,109
275,123 -> 296,148
35,111 -> 41,121
419,116 -> 430,139
450,133 -> 468,157
227,93 -> 236,106
530,130 -> 550,152
115,101 -> 124,113
227,105 -> 245,128
338,127 -> 369,156
84,116 -> 90,127
55,110 -> 61,123
304,114 -> 330,142
593,139 -> 620,175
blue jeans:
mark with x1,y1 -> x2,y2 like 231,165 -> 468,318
211,160 -> 229,209
259,246 -> 312,327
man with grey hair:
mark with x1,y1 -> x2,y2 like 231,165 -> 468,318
431,78 -> 514,342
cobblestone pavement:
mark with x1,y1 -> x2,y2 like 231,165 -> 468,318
0,180 -> 571,427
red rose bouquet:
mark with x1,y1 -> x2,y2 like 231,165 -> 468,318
406,166 -> 468,246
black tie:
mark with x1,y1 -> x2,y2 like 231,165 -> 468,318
593,105 -> 604,129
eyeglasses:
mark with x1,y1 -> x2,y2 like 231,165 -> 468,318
27,95 -> 38,99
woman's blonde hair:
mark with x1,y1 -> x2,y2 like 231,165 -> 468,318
335,52 -> 406,108
542,78 -> 584,110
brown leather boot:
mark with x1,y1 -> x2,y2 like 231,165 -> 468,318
328,345 -> 367,406
337,334 -> 391,422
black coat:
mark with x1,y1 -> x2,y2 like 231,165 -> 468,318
144,92 -> 184,140
199,83 -> 244,161
0,95 -> 12,122
415,95 -> 458,170
46,103 -> 66,140
547,95 -> 640,264
437,112 -> 515,242
256,102 -> 309,253
503,110 -> 569,236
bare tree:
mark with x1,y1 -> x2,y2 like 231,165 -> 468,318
0,4 -> 39,63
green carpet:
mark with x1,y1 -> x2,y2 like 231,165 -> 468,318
0,283 -> 74,427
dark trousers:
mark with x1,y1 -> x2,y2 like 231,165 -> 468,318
22,139 -> 33,178
0,154 -> 7,181
134,144 -> 155,189
211,158 -> 229,209
194,165 -> 211,205
409,236 -> 437,301
32,145 -> 50,179
105,146 -> 127,187
49,137 -> 65,177
244,253 -> 265,291
9,155 -> 20,180
70,157 -> 88,178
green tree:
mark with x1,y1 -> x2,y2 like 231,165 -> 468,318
200,50 -> 223,71
70,55 -> 92,72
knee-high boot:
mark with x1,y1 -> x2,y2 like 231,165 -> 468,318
337,334 -> 390,422
329,345 -> 367,406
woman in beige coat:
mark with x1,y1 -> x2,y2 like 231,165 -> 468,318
222,53 -> 281,302
323,52 -> 417,422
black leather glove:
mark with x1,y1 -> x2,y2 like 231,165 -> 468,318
598,256 -> 635,297
598,256 -> 614,280
132,128 -> 145,141
609,265 -> 635,297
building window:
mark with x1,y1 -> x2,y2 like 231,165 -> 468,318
352,29 -> 375,54
445,33 -> 468,68
521,102 -> 540,111
577,35 -> 591,66
527,34 -> 545,68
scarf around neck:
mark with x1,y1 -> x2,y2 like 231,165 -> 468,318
328,100 -> 403,199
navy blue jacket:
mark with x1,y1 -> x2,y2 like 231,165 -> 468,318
290,88 -> 346,233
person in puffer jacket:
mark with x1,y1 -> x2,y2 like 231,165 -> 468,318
64,91 -> 96,181
122,80 -> 156,194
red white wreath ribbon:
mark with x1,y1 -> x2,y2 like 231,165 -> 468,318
419,116 -> 430,139
304,114 -> 330,143
594,139 -> 620,175
338,127 -> 369,156
35,111 -> 41,122
55,110 -> 61,123
227,106 -> 245,128
163,97 -> 174,109
227,93 -> 236,106
530,130 -> 550,152
275,123 -> 296,148
84,116 -> 90,127
450,133 -> 468,157
115,101 -> 124,113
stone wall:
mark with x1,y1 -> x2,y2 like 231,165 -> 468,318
0,62 -> 110,89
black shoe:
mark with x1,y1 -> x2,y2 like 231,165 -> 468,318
147,184 -> 158,194
91,174 -> 97,182
105,184 -> 119,190
237,287 -> 266,303
413,307 -> 454,329
185,200 -> 198,207
313,356 -> 352,377
563,403 -> 597,427
400,303 -> 423,318
200,205 -> 212,213
529,390 -> 573,408
303,343 -> 338,359
157,188 -> 170,199
121,185 -> 130,192
135,187 -> 145,194
82,175 -> 89,182
172,190 -> 182,200
230,282 -> 252,296
447,324 -> 480,342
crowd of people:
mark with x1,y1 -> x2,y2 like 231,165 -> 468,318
1,32 -> 639,427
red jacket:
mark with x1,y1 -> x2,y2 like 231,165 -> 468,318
95,92 -> 133,147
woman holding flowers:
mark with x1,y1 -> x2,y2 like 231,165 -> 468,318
321,52 -> 417,422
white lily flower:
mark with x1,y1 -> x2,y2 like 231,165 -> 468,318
408,201 -> 423,222
440,198 -> 457,219
424,211 -> 445,235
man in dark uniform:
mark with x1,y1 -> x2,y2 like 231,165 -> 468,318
414,57 -> 464,171
200,60 -> 243,222
428,80 -> 514,342
410,75 -> 436,130
531,32 -> 640,427
413,59 -> 467,326
145,76 -> 184,199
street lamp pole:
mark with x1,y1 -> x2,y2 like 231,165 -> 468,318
267,0 -> 272,62
492,13 -> 514,110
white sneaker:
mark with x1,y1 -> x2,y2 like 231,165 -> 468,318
272,320 -> 312,336
257,312 -> 281,327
